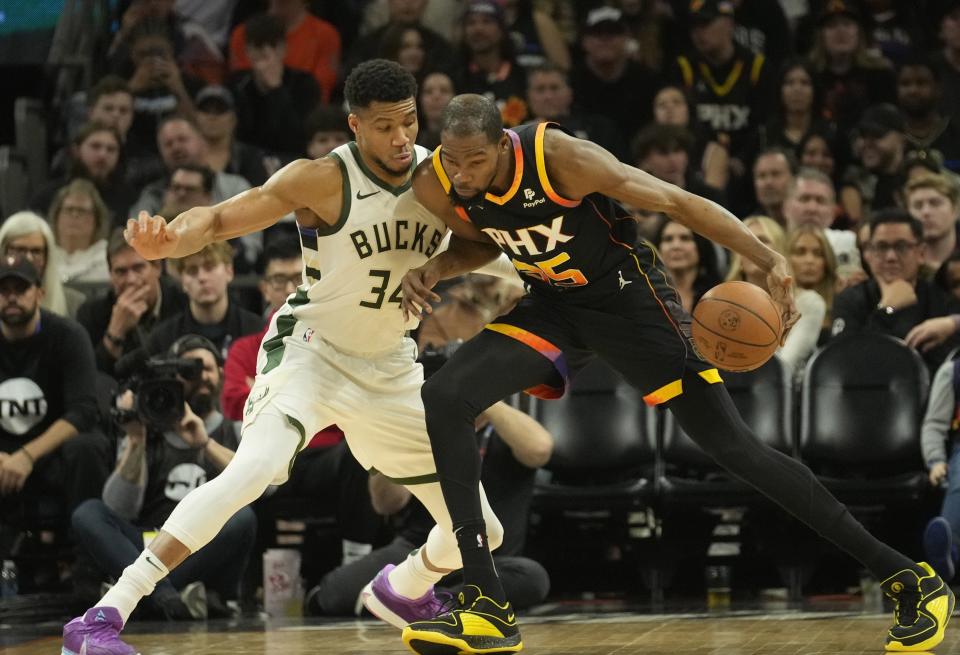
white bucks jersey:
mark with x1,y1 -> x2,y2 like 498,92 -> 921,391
281,142 -> 446,355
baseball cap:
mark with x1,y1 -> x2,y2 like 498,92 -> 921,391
195,85 -> 234,112
857,103 -> 905,138
463,0 -> 506,25
818,0 -> 862,25
688,0 -> 735,23
170,334 -> 223,366
584,6 -> 628,34
0,256 -> 40,287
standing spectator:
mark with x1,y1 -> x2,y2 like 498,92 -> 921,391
344,0 -> 454,79
416,71 -> 456,151
752,147 -> 797,225
787,225 -> 839,342
76,229 -> 188,377
0,257 -> 109,523
651,220 -> 723,314
454,0 -> 529,127
0,212 -> 82,318
31,123 -> 138,227
896,56 -> 960,166
72,335 -> 255,620
193,85 -> 269,186
765,59 -> 830,153
304,105 -> 351,159
832,209 -> 955,368
570,6 -> 659,144
502,0 -> 571,72
841,103 -> 909,222
228,14 -> 321,157
229,0 -> 341,103
143,241 -> 263,360
906,173 -> 960,271
809,0 -> 896,136
726,216 -> 826,372
123,20 -> 203,157
933,2 -> 960,116
48,179 -> 111,286
524,64 -> 622,160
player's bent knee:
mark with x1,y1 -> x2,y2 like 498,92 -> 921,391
421,373 -> 471,417
486,515 -> 504,551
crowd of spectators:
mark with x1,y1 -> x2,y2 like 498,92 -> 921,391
1,0 -> 960,614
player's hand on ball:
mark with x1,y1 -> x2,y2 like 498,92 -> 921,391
124,211 -> 179,260
401,266 -> 441,321
765,256 -> 800,345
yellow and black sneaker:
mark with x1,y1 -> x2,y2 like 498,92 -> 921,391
881,561 -> 955,651
402,585 -> 523,654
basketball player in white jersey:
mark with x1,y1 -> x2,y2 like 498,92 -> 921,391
62,60 -> 512,655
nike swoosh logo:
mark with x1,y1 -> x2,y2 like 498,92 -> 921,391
356,190 -> 381,200
507,613 -> 515,622
145,555 -> 163,572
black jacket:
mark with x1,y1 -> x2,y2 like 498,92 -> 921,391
143,301 -> 264,363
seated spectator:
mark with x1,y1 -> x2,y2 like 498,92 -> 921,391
229,0 -> 340,103
841,104 -> 909,223
787,225 -> 839,344
651,84 -> 728,192
304,105 -> 351,160
933,3 -> 960,137
228,14 -> 321,157
906,173 -> 959,271
524,63 -> 622,160
454,0 -> 530,127
502,0 -> 571,71
0,257 -> 109,528
652,85 -> 690,128
798,127 -> 847,187
48,180 -> 111,286
194,85 -> 269,186
76,228 -> 188,377
632,124 -> 725,205
897,55 -> 960,159
651,220 -> 723,315
344,0 -> 454,81
55,76 -> 136,179
752,147 -> 797,225
31,123 -> 138,227
0,212 -> 84,318
143,241 -> 263,360
416,71 -> 455,151
832,209 -> 955,368
783,168 -> 864,288
764,59 -> 831,154
378,23 -> 431,81
571,7 -> 658,144
122,20 -> 203,158
157,165 -> 215,222
726,216 -> 826,373
808,0 -> 896,136
920,352 -> 960,582
308,343 -> 552,617
72,335 -> 255,619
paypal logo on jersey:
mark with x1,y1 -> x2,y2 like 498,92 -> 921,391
522,188 -> 545,208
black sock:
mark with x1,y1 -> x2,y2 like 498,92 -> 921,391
668,372 -> 916,581
454,520 -> 506,604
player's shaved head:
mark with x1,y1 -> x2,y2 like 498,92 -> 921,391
440,94 -> 502,144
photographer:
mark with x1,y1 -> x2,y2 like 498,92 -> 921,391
71,335 -> 255,619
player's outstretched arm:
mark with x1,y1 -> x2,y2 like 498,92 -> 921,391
544,130 -> 799,336
125,159 -> 340,260
401,162 -> 503,320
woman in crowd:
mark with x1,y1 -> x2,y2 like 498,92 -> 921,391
726,216 -> 826,373
48,179 -> 111,286
417,71 -> 456,151
787,225 -> 839,344
765,59 -> 828,152
651,220 -> 723,314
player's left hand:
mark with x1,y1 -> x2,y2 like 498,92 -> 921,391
766,256 -> 800,345
401,265 -> 442,321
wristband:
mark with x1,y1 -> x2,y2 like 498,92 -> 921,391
19,446 -> 35,464
104,332 -> 125,346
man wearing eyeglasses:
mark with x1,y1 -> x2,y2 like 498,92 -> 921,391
831,209 -> 956,368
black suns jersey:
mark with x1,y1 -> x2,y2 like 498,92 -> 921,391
432,121 -> 644,301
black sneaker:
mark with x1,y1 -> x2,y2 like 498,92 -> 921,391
402,585 -> 522,654
881,561 -> 955,651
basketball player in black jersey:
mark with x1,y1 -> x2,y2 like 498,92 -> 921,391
398,94 -> 954,655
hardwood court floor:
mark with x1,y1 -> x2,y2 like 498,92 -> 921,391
7,611 -> 960,655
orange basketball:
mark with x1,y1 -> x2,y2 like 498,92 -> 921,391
691,281 -> 783,372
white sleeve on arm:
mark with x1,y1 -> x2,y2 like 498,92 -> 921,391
922,360 -> 955,468
777,290 -> 826,373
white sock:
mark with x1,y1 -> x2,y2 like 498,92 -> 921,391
387,548 -> 444,600
99,548 -> 170,624
342,539 -> 373,566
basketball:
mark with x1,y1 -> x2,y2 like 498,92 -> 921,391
691,281 -> 783,372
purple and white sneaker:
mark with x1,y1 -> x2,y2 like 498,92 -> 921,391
62,607 -> 138,655
360,564 -> 450,629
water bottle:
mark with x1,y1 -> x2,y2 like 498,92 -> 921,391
705,564 -> 731,611
1,560 -> 18,599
